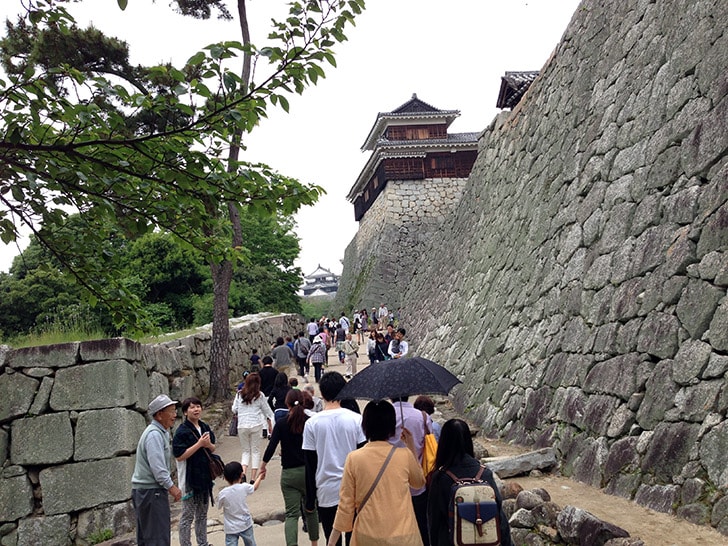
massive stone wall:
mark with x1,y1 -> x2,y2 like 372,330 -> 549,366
342,0 -> 728,534
0,313 -> 303,545
336,176 -> 468,313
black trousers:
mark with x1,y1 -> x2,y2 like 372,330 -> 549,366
413,490 -> 430,546
317,505 -> 352,545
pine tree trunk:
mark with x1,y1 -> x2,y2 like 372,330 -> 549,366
206,0 -> 251,404
207,260 -> 233,402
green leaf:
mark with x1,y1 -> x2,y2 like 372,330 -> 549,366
117,0 -> 129,10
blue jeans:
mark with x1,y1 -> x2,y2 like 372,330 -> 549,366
225,525 -> 256,546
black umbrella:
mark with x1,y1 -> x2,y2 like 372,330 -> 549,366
336,356 -> 461,401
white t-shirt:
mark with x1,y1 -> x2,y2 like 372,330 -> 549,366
302,407 -> 366,508
217,483 -> 255,534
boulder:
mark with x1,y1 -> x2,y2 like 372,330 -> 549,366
557,505 -> 630,545
484,448 -> 557,478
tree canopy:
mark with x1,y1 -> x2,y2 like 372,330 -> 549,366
0,209 -> 304,341
0,0 -> 363,332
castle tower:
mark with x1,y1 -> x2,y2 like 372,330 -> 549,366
336,94 -> 479,313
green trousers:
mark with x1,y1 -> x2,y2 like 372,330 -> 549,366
280,465 -> 320,545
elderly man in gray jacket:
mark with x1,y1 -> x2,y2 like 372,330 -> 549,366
131,394 -> 183,546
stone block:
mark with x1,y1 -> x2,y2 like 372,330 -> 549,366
76,501 -> 135,542
675,280 -> 724,339
79,338 -> 142,363
672,339 -> 713,384
0,474 -> 33,522
640,422 -> 700,482
699,421 -> 728,487
0,429 -> 7,467
49,360 -> 136,411
4,343 -> 79,369
169,375 -> 194,403
636,312 -> 679,359
28,376 -> 53,416
682,92 -> 728,175
708,298 -> 728,351
16,515 -> 70,546
634,484 -> 679,513
75,408 -> 146,461
704,352 -> 728,379
39,456 -> 135,515
10,413 -> 73,466
134,363 -> 150,413
676,503 -> 711,525
0,373 -> 39,424
604,437 -> 639,484
583,353 -> 647,400
149,371 -> 170,400
674,381 -> 722,422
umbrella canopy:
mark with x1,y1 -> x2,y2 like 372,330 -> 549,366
336,356 -> 461,401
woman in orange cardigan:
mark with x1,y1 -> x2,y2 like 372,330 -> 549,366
327,400 -> 425,546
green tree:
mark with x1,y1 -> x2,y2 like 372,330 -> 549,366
0,0 -> 364,400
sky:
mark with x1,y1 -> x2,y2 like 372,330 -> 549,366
0,0 -> 582,276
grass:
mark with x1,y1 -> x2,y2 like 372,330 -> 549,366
4,328 -> 107,349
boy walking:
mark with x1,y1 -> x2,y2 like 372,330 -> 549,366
217,462 -> 265,546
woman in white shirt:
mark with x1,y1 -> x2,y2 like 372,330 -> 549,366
232,372 -> 275,483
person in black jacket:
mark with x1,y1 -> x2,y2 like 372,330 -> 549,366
426,419 -> 512,546
260,389 -> 320,545
172,397 -> 217,546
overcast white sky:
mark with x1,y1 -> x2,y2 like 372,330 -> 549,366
0,0 -> 582,276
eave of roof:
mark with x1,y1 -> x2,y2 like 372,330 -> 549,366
346,132 -> 480,201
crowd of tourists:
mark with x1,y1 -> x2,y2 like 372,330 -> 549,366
130,304 -> 512,546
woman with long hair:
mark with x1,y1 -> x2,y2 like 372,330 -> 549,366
327,400 -> 425,546
260,389 -> 320,546
426,419 -> 512,546
232,372 -> 275,483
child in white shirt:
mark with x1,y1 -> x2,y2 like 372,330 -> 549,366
216,461 -> 265,546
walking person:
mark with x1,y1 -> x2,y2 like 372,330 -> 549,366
272,336 -> 296,377
217,462 -> 266,546
294,331 -> 312,381
342,333 -> 359,379
173,397 -> 217,546
390,396 -> 432,545
334,322 -> 346,364
232,372 -> 275,483
327,400 -> 425,546
306,335 -> 327,383
131,394 -> 182,546
303,372 -> 367,546
427,419 -> 512,546
260,390 -> 321,546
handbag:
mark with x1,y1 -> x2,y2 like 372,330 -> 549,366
228,412 -> 238,436
421,411 -> 438,476
205,451 -> 225,480
188,423 -> 226,479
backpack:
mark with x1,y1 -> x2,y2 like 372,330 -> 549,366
445,465 -> 502,546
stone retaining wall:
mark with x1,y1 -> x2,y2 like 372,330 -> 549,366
339,0 -> 728,536
336,177 -> 468,313
0,313 -> 303,545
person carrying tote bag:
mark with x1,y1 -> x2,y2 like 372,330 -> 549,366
327,400 -> 425,546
